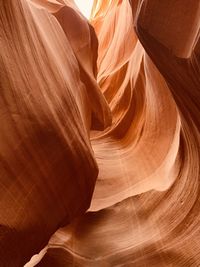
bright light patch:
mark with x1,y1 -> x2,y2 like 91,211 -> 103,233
74,0 -> 94,19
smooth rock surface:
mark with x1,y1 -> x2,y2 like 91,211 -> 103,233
0,0 -> 200,266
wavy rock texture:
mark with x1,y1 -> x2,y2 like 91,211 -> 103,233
0,0 -> 200,266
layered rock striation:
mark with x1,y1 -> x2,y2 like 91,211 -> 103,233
0,0 -> 200,266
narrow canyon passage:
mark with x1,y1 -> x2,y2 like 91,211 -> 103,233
0,1 -> 200,266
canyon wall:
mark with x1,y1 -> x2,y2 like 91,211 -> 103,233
0,0 -> 200,266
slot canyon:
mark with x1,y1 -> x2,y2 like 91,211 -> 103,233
0,0 -> 200,266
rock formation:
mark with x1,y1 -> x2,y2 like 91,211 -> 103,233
0,0 -> 200,266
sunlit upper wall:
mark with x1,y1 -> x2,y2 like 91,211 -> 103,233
74,0 -> 94,19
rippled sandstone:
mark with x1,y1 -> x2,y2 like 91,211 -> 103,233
0,0 -> 200,266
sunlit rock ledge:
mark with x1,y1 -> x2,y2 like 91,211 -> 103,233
0,0 -> 200,266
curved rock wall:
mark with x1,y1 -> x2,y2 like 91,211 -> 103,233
0,0 -> 200,266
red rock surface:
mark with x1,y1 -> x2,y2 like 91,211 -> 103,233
0,0 -> 200,266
